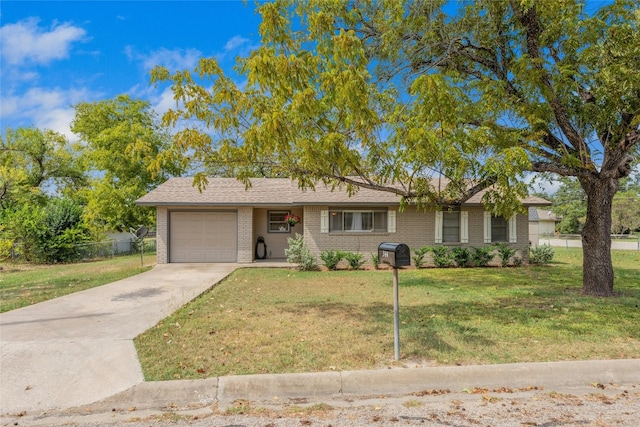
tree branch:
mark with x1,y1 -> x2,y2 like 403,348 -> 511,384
510,1 -> 591,162
530,161 -> 580,177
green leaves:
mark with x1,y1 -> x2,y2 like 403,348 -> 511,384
1,127 -> 85,208
149,0 -> 637,230
71,95 -> 185,232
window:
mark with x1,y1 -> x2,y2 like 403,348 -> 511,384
443,211 -> 460,243
435,210 -> 468,243
328,210 -> 388,232
484,212 -> 517,243
268,211 -> 290,233
491,216 -> 508,242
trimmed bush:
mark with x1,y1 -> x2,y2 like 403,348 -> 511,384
320,249 -> 344,270
412,246 -> 431,269
472,246 -> 494,267
451,247 -> 472,267
431,245 -> 453,268
530,244 -> 555,265
344,252 -> 366,270
370,253 -> 380,269
495,243 -> 516,267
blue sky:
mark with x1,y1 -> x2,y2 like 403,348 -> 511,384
1,1 -> 263,139
2,1 -> 632,194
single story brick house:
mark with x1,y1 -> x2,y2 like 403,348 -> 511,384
136,177 -> 550,265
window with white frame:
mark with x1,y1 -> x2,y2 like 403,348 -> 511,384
483,212 -> 517,243
435,209 -> 468,243
268,211 -> 290,233
329,210 -> 387,232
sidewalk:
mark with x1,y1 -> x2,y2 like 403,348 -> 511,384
94,358 -> 640,411
3,359 -> 639,426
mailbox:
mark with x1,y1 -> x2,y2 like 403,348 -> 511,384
378,242 -> 411,268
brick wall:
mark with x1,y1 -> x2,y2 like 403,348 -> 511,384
156,207 -> 168,264
303,205 -> 435,264
303,205 -> 530,266
237,207 -> 253,263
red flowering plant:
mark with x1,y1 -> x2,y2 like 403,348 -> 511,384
284,213 -> 300,226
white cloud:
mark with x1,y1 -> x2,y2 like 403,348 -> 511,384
216,34 -> 259,62
223,35 -> 249,52
38,107 -> 78,140
525,173 -> 561,195
0,17 -> 87,66
1,87 -> 96,140
151,86 -> 179,118
127,46 -> 202,73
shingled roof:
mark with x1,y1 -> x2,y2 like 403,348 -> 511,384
136,177 -> 551,207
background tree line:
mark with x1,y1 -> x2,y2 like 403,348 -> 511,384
0,95 -> 186,263
538,176 -> 640,236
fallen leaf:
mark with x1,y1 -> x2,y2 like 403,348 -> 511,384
412,389 -> 450,396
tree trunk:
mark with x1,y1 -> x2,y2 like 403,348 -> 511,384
579,176 -> 618,297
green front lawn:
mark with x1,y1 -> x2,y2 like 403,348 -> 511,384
0,254 -> 156,313
134,248 -> 640,380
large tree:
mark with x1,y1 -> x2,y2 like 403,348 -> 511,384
71,95 -> 186,232
0,127 -> 85,208
0,127 -> 88,261
151,0 -> 639,296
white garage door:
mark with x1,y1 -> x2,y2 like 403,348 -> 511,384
169,211 -> 237,262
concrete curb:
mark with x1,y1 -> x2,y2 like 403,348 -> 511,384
89,359 -> 640,412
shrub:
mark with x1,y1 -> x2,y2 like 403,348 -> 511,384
495,243 -> 516,267
370,253 -> 380,269
344,252 -> 366,270
0,238 -> 13,261
431,245 -> 453,268
530,244 -> 555,265
472,246 -> 494,267
451,247 -> 471,267
285,233 -> 318,271
320,249 -> 345,270
7,198 -> 91,263
412,246 -> 431,269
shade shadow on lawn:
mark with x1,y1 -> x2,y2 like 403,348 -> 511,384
135,250 -> 640,379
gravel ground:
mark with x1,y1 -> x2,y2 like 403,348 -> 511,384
5,383 -> 639,427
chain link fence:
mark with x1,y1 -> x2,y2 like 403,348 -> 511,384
5,238 -> 156,263
75,238 -> 157,260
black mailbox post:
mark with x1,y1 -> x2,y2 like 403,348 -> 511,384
378,242 -> 410,361
378,243 -> 411,268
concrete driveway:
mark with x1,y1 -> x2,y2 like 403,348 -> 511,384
0,263 -> 242,414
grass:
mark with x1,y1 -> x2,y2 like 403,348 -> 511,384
0,254 -> 156,313
134,248 -> 640,381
